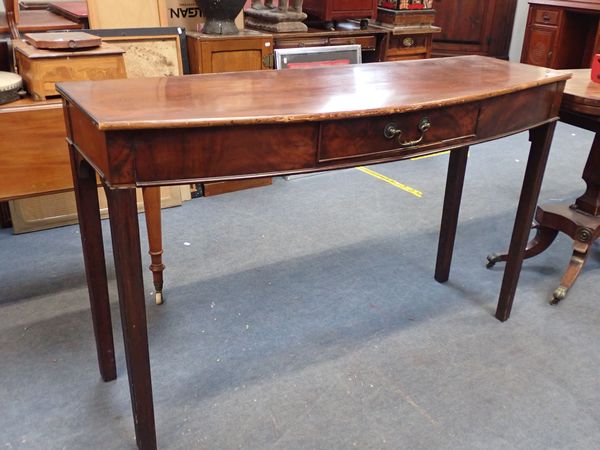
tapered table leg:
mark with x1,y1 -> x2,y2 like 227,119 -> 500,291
69,146 -> 116,381
142,187 -> 165,305
435,146 -> 469,283
495,122 -> 557,321
105,186 -> 157,450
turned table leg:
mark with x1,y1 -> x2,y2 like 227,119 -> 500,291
142,187 -> 165,305
69,146 -> 116,381
105,186 -> 157,450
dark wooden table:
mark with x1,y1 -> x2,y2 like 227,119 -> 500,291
57,56 -> 569,449
488,69 -> 600,303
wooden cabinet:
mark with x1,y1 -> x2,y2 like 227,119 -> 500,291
374,8 -> 440,61
187,30 -> 273,73
187,30 -> 274,195
521,1 -> 600,69
431,0 -> 518,59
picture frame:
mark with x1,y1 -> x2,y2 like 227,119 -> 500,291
86,27 -> 190,77
274,44 -> 362,70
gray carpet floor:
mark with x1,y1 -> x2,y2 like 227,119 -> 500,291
1,122 -> 599,449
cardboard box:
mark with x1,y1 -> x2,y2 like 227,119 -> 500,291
161,0 -> 243,32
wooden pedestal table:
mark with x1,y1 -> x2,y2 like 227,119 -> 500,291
57,57 -> 569,448
487,69 -> 600,303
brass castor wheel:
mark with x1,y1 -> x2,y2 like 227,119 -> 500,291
550,286 -> 567,305
155,291 -> 164,305
486,253 -> 501,269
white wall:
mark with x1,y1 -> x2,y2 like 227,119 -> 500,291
509,0 -> 530,61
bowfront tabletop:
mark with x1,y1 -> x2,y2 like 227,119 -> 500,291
57,55 -> 570,131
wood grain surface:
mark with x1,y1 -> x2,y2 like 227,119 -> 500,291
57,56 -> 570,131
560,69 -> 600,115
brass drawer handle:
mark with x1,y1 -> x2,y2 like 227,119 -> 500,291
384,117 -> 432,147
403,37 -> 415,47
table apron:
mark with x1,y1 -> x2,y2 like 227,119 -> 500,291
65,82 -> 562,189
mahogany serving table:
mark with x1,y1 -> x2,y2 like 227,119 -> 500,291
57,56 -> 569,449
488,69 -> 600,303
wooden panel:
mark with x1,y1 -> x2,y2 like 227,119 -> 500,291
476,84 -> 558,138
0,100 -> 70,200
487,0 -> 519,58
523,25 -> 556,67
201,38 -> 271,73
1,9 -> 82,33
131,123 -> 319,183
66,102 -> 110,179
434,0 -> 487,43
432,0 -> 517,59
9,186 -> 183,233
209,49 -> 263,72
86,0 -> 162,28
319,103 -> 478,162
203,178 -> 272,196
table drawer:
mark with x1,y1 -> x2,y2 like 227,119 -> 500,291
386,34 -> 427,59
275,37 -> 329,48
319,103 -> 478,162
534,8 -> 559,26
329,35 -> 377,50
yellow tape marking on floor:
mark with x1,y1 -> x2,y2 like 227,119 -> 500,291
356,166 -> 423,198
410,151 -> 450,161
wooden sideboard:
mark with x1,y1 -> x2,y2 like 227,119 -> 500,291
521,0 -> 600,69
431,0 -> 518,59
57,56 -> 569,448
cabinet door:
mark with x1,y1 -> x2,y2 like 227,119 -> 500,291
201,38 -> 273,73
523,25 -> 556,67
434,0 -> 488,44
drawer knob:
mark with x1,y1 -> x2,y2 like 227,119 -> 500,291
403,37 -> 415,47
384,117 -> 432,147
